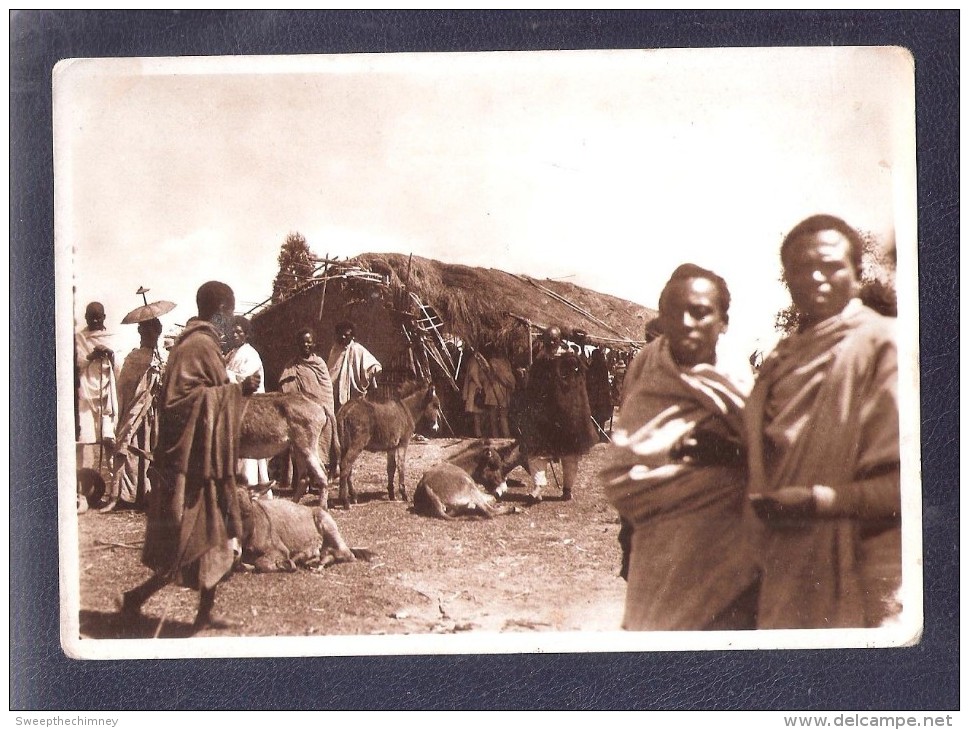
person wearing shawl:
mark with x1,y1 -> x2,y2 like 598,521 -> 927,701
121,282 -> 261,633
481,342 -> 517,439
461,345 -> 490,438
224,315 -> 269,487
604,264 -> 759,631
585,347 -> 614,440
278,328 -> 340,483
327,320 -> 382,413
75,301 -> 119,471
746,215 -> 901,629
522,326 -> 598,503
107,317 -> 164,509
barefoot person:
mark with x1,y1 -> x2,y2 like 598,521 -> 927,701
278,328 -> 340,489
75,301 -> 118,472
224,315 -> 269,488
120,281 -> 260,634
521,326 -> 597,502
109,317 -> 164,509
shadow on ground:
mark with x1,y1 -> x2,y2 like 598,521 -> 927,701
79,609 -> 197,639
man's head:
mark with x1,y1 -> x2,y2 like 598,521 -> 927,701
542,326 -> 563,354
231,316 -> 253,349
196,281 -> 236,345
296,328 -> 316,359
137,318 -> 163,345
334,321 -> 354,347
84,302 -> 106,331
781,215 -> 862,328
658,263 -> 730,367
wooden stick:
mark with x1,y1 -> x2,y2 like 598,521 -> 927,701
89,539 -> 144,551
517,274 -> 633,341
317,253 -> 329,321
153,592 -> 173,639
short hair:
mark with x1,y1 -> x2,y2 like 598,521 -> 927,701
658,263 -> 731,324
196,281 -> 235,320
137,318 -> 163,339
780,214 -> 865,280
542,326 -> 562,345
233,315 -> 253,339
334,320 -> 354,336
295,327 -> 316,343
85,301 -> 105,317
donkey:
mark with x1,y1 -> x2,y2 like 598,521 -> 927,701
235,487 -> 370,572
238,392 -> 336,507
413,463 -> 523,520
336,380 -> 441,509
444,438 -> 528,498
411,438 -> 528,520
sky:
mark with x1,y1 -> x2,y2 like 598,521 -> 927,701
55,47 -> 916,379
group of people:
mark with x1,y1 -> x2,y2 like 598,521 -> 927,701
77,301 -> 385,509
104,282 -> 384,631
460,343 -> 517,438
604,214 -> 901,631
460,332 -> 617,448
75,302 -> 165,510
457,326 -> 618,504
84,212 -> 901,634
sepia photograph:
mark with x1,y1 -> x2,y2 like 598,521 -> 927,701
54,45 -> 921,661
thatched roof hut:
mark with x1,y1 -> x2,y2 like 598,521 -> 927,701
251,253 -> 656,434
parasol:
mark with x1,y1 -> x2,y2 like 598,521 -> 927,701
121,286 -> 177,325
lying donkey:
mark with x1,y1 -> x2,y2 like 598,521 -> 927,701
412,439 -> 527,520
236,487 -> 371,573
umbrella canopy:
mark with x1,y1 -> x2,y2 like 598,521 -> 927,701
121,300 -> 176,325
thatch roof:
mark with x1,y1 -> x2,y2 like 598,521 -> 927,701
348,252 -> 656,350
250,251 -> 657,392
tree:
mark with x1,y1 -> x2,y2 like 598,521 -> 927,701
774,229 -> 897,335
271,232 -> 315,304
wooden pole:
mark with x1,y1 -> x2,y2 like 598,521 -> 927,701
513,273 -> 634,343
317,252 -> 330,321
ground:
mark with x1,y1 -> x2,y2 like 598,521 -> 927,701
76,439 -> 627,640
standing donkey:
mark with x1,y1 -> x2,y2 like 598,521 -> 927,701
336,380 -> 441,509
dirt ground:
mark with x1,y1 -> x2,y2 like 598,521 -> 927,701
76,439 -> 628,640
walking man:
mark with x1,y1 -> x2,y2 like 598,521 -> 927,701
120,281 -> 260,634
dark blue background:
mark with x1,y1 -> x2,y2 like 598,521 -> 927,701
10,10 -> 958,710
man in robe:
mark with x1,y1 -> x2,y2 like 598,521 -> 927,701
120,281 -> 260,634
603,265 -> 759,630
521,326 -> 597,503
585,347 -> 614,440
460,345 -> 489,438
107,317 -> 164,509
225,315 -> 269,487
75,301 -> 118,472
746,214 -> 901,628
326,320 -> 382,414
279,328 -> 340,482
481,342 -> 516,439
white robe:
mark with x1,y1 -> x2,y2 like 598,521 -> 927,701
75,327 -> 118,443
327,339 -> 381,410
224,342 -> 268,485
